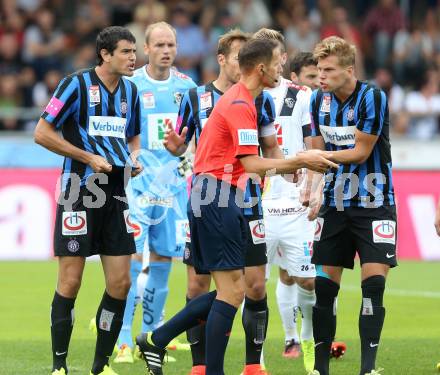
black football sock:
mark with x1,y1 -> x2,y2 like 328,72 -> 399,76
205,299 -> 237,373
242,295 -> 269,365
359,275 -> 386,375
91,291 -> 126,374
152,290 -> 217,349
186,296 -> 207,367
51,291 -> 76,373
313,277 -> 340,375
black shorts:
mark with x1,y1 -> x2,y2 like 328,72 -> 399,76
243,214 -> 267,267
189,176 -> 246,273
183,215 -> 267,272
312,205 -> 397,269
53,170 -> 136,257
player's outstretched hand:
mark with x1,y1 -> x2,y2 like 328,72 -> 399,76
163,120 -> 187,156
89,154 -> 112,173
297,149 -> 338,173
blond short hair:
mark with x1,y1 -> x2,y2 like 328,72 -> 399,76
217,28 -> 250,56
253,28 -> 285,51
313,36 -> 356,67
145,21 -> 176,44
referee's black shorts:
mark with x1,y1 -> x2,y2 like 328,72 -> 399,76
53,169 -> 136,257
183,214 -> 267,273
312,205 -> 397,269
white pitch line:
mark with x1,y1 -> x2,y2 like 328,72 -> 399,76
341,285 -> 440,299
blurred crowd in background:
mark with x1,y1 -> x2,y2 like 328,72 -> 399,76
1,0 -> 440,140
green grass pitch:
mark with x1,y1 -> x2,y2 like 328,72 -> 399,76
1,260 -> 439,374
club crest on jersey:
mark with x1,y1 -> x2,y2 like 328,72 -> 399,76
320,95 -> 331,113
346,107 -> 355,121
89,85 -> 100,104
174,91 -> 183,106
200,92 -> 212,110
285,97 -> 295,109
120,99 -> 128,115
143,92 -> 155,109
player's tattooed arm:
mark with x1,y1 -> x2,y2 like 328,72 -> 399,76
34,117 -> 111,172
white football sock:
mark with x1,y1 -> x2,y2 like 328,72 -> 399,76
276,278 -> 299,342
297,285 -> 316,341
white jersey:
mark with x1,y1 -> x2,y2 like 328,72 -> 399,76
262,77 -> 312,200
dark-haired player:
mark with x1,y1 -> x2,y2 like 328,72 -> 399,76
164,28 -> 279,375
35,26 -> 141,375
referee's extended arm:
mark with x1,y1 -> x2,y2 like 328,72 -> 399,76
34,118 -> 112,173
239,149 -> 337,178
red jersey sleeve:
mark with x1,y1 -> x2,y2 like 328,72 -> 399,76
225,99 -> 259,158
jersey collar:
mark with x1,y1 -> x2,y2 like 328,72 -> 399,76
143,65 -> 172,85
91,68 -> 120,96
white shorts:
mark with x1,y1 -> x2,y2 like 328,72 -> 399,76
263,197 -> 316,278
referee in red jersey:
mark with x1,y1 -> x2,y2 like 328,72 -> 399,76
136,38 -> 337,375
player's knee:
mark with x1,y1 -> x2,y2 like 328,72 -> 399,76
58,274 -> 82,297
278,267 -> 293,284
222,282 -> 245,307
58,280 -> 81,298
297,277 -> 315,291
315,276 -> 339,307
232,286 -> 245,307
187,277 -> 210,299
107,274 -> 131,299
279,271 -> 295,285
361,275 -> 385,306
149,251 -> 171,263
245,279 -> 266,300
